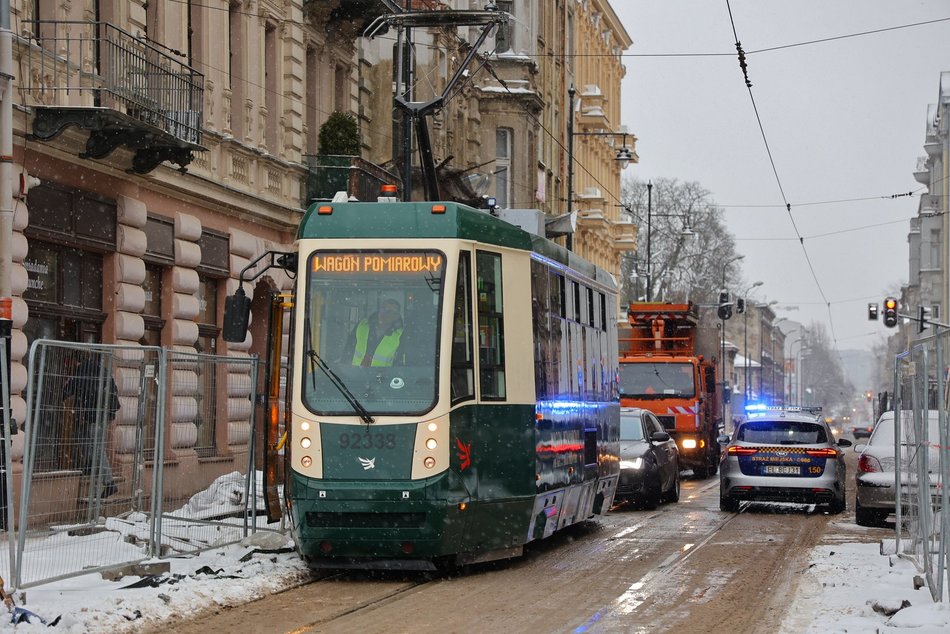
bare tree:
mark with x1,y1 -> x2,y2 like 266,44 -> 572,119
802,322 -> 854,414
620,177 -> 742,305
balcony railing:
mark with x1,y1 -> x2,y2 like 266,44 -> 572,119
303,155 -> 402,205
23,20 -> 204,171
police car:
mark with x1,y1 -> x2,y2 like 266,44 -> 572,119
719,406 -> 852,513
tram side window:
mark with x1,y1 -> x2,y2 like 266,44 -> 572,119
557,274 -> 566,319
548,271 -> 562,397
476,251 -> 506,400
572,281 -> 581,323
587,287 -> 595,327
530,260 -> 550,400
451,252 -> 475,404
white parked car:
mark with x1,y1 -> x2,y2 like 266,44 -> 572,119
854,410 -> 943,527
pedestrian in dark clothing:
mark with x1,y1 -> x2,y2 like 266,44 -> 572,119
63,355 -> 120,498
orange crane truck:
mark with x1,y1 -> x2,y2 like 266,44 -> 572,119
619,302 -> 722,478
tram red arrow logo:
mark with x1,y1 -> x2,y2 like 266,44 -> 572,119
456,438 -> 472,471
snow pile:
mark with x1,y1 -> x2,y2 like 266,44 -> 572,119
174,471 -> 249,520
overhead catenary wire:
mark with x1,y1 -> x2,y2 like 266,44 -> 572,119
725,0 -> 840,347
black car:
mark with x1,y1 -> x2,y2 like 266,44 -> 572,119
616,408 -> 680,509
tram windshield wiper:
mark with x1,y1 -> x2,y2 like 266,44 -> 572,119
304,320 -> 374,424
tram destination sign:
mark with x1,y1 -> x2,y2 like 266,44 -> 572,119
311,252 -> 444,275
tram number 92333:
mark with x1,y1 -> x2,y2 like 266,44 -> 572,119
338,432 -> 398,450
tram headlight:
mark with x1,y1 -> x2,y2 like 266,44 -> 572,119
427,422 -> 438,432
681,438 -> 698,450
301,437 -> 312,449
425,438 -> 438,450
301,456 -> 313,468
424,457 -> 436,469
300,421 -> 310,431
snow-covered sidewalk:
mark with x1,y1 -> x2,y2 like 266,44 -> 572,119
780,520 -> 950,633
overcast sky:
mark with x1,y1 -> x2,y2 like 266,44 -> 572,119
611,1 -> 948,354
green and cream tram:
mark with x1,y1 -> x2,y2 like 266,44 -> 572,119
239,199 -> 620,570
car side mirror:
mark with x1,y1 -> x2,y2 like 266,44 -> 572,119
837,438 -> 852,448
650,431 -> 671,443
853,443 -> 867,453
717,434 -> 730,445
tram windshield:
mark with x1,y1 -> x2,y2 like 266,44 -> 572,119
302,249 -> 446,416
619,361 -> 695,399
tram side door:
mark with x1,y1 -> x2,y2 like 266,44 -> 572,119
262,292 -> 293,523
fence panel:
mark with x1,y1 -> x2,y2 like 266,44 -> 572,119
16,341 -> 162,588
14,341 -> 266,588
894,332 -> 950,603
152,350 -> 268,556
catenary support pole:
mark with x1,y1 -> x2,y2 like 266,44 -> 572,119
0,0 -> 14,534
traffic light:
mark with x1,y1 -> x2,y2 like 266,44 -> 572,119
882,297 -> 898,328
918,305 -> 931,333
865,390 -> 873,402
717,291 -> 733,320
736,298 -> 745,314
867,303 -> 878,321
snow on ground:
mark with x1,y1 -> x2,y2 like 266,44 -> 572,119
780,538 -> 950,633
3,530 -> 310,633
1,494 -> 949,632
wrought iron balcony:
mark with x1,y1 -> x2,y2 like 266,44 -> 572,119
23,21 -> 205,174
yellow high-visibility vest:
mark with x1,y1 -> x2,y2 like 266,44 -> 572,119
352,320 -> 403,366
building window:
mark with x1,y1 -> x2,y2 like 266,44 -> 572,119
21,249 -> 103,350
228,1 -> 246,138
495,128 -> 512,209
264,22 -> 278,150
496,0 -> 513,52
23,241 -> 103,314
335,64 -> 348,113
140,264 -> 165,458
305,46 -> 319,155
26,184 -> 117,251
930,229 -> 941,269
194,275 -> 220,457
193,229 -> 228,457
144,215 -> 175,265
933,304 -> 941,320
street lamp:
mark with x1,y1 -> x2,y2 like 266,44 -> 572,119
742,281 -> 763,404
777,322 -> 806,405
786,334 -> 802,405
720,254 -> 745,430
566,84 -> 635,251
646,181 -> 652,300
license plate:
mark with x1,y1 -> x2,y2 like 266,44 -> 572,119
764,465 -> 800,475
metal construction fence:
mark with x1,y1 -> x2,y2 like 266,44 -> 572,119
893,330 -> 950,603
5,340 -> 274,589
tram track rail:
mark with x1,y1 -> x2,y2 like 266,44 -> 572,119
284,573 -> 434,634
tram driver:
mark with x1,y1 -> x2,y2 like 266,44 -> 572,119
343,298 -> 406,367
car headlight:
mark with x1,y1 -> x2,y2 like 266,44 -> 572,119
620,458 -> 644,470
